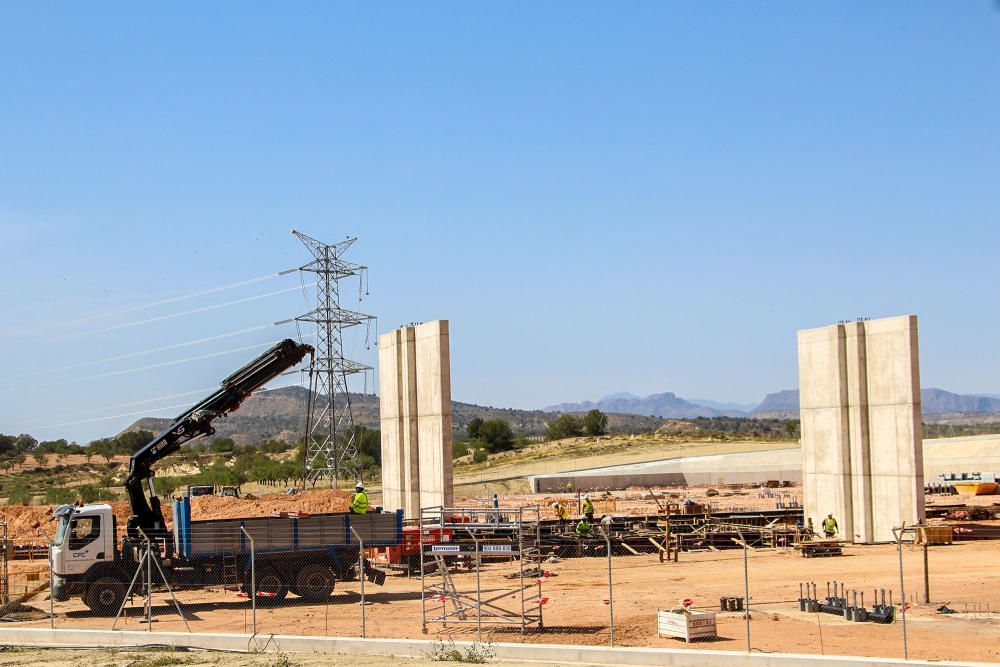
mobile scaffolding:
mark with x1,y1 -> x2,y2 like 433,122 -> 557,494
419,505 -> 545,636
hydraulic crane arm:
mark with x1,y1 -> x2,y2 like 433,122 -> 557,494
125,338 -> 313,541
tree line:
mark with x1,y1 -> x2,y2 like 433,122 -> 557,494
0,425 -> 382,506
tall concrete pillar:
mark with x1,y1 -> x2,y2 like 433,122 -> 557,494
378,320 -> 453,517
415,320 -> 453,510
799,315 -> 924,543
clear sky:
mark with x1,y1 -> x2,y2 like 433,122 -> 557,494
1,2 -> 998,443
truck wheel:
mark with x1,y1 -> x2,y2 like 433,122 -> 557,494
294,564 -> 335,602
84,576 -> 125,615
256,568 -> 288,605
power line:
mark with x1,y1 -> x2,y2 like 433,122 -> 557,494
57,332 -> 317,385
57,342 -> 276,384
27,271 -> 292,337
69,284 -> 314,336
39,402 -> 197,429
76,272 -> 288,322
37,378 -> 308,431
0,323 -> 280,382
47,387 -> 217,420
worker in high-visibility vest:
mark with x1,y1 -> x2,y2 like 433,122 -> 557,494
575,516 -> 593,537
551,501 -> 570,524
350,482 -> 369,515
822,513 -> 838,538
582,494 -> 595,521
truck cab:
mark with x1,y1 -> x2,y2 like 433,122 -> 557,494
51,504 -> 117,603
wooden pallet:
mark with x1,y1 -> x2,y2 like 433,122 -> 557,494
794,540 -> 844,558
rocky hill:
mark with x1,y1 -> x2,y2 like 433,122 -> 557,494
123,386 -> 666,445
749,387 -> 1000,420
545,392 -> 748,418
750,389 -> 801,419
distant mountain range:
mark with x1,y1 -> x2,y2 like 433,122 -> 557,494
122,386 -> 664,445
545,392 -> 751,418
547,387 -> 1000,421
122,385 -> 1000,446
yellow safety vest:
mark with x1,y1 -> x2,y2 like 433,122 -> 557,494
351,491 -> 369,515
575,520 -> 592,537
823,518 -> 837,533
583,499 -> 594,515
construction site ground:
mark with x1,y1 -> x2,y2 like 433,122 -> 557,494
6,536 -> 999,662
3,486 -> 999,663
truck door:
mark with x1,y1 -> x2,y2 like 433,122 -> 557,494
58,513 -> 111,575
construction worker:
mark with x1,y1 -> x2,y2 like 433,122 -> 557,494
350,482 -> 368,515
582,494 -> 595,522
822,513 -> 838,538
551,501 -> 570,525
575,516 -> 592,537
797,517 -> 815,542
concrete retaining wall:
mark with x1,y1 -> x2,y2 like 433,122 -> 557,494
0,628 -> 990,667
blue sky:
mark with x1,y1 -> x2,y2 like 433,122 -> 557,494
1,2 -> 998,443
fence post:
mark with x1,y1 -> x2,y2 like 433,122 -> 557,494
893,526 -> 909,660
142,532 -> 152,631
473,533 -> 482,643
350,526 -> 366,638
739,529 -> 750,653
240,526 -> 256,636
48,540 -> 54,629
922,538 -> 930,603
603,526 -> 614,647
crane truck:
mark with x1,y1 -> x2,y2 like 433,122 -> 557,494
50,338 -> 403,614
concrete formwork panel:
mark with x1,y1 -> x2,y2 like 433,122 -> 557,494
377,329 -> 407,515
378,320 -> 453,517
399,326 -> 421,514
798,315 -> 924,543
415,320 -> 453,509
798,324 -> 853,538
863,316 -> 924,541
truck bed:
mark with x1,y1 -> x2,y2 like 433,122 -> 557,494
173,497 -> 402,557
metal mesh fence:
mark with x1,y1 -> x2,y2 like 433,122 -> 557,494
10,503 -> 1000,664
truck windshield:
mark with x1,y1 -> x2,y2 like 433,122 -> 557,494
54,516 -> 71,547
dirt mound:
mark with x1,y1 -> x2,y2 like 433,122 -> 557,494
0,501 -> 133,543
189,488 -> 353,520
0,489 -> 353,544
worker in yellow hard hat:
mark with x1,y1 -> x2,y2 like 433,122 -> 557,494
350,482 -> 369,515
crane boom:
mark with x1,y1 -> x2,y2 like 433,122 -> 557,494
124,338 -> 313,541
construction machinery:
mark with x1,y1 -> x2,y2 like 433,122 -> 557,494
50,339 -> 402,614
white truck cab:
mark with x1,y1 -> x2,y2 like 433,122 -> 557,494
51,503 -> 115,576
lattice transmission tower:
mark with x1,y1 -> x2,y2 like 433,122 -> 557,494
289,230 -> 374,484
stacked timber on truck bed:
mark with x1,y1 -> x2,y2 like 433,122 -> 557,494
174,497 -> 401,556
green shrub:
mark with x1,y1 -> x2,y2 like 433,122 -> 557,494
78,485 -> 118,503
472,448 -> 488,464
546,414 -> 584,441
45,487 -> 76,505
7,483 -> 32,505
478,419 -> 514,452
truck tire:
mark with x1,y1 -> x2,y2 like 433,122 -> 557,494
293,564 -> 335,602
255,568 -> 288,605
84,576 -> 125,615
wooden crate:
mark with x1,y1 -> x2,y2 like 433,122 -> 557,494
918,526 -> 953,545
657,608 -> 717,642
